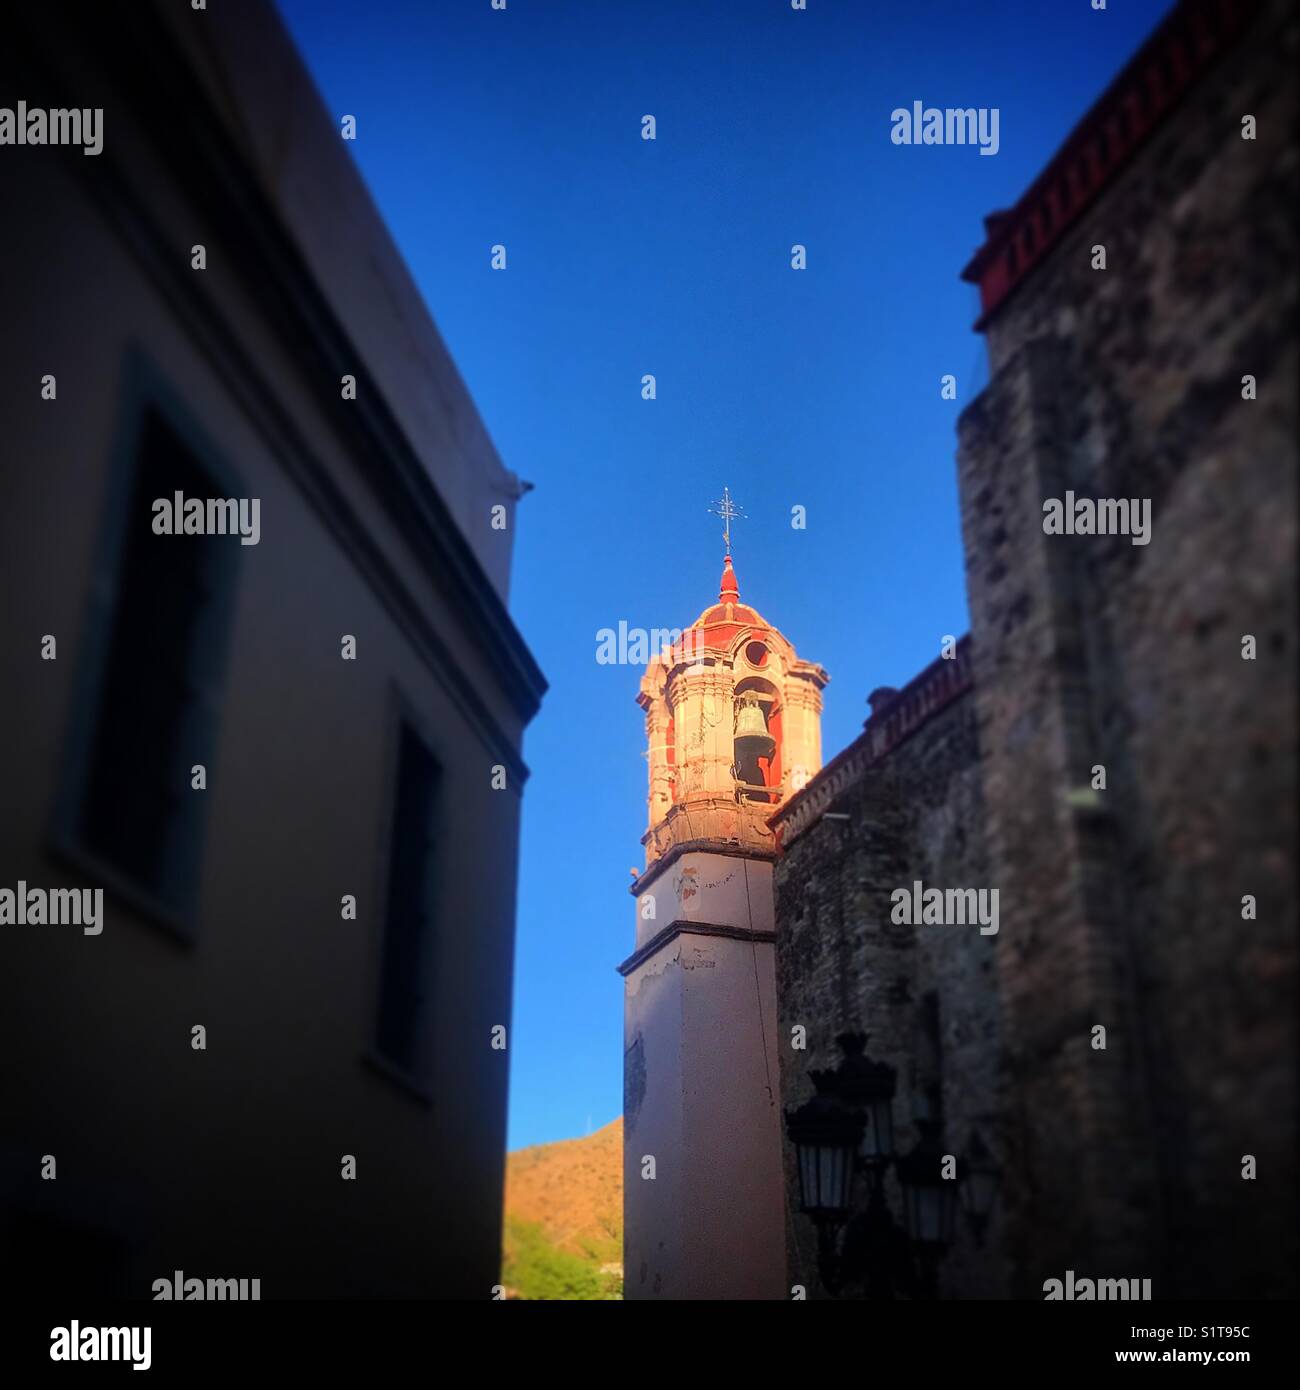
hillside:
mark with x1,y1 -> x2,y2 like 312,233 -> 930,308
501,1117 -> 623,1300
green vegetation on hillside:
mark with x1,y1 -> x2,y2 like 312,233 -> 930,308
501,1215 -> 622,1300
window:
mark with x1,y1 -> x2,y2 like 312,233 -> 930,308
56,369 -> 241,936
375,723 -> 440,1078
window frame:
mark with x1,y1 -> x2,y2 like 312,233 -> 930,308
363,688 -> 444,1104
49,347 -> 244,944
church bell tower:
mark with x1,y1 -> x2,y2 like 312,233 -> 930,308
620,499 -> 828,1299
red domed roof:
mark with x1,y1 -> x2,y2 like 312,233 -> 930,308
640,552 -> 827,694
681,556 -> 773,654
695,603 -> 762,626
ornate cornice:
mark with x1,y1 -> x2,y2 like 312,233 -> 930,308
630,833 -> 778,897
616,921 -> 777,977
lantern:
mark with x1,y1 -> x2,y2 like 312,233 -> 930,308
959,1129 -> 1002,1246
785,1085 -> 863,1223
896,1120 -> 962,1249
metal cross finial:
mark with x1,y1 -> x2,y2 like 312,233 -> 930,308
707,486 -> 746,556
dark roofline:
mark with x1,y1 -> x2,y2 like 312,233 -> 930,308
16,0 -> 547,732
961,0 -> 1262,330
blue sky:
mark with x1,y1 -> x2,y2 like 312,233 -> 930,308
275,0 -> 1173,1150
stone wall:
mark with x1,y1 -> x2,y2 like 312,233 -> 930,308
956,0 -> 1297,1299
775,0 -> 1296,1301
774,682 -> 1006,1297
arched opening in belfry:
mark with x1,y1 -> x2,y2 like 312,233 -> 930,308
732,676 -> 782,803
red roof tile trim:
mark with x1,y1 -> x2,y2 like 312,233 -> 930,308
770,636 -> 974,849
961,0 -> 1262,329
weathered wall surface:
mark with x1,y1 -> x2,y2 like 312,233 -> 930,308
775,687 -> 1005,1297
776,0 -> 1296,1300
622,848 -> 786,1300
957,0 -> 1297,1298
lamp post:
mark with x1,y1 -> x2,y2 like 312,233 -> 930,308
959,1128 -> 1002,1247
786,1081 -> 863,1222
785,1034 -> 998,1298
831,1032 -> 896,1173
784,1072 -> 863,1295
895,1119 -> 962,1299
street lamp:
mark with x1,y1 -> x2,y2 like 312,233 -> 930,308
786,1075 -> 866,1296
896,1119 -> 962,1249
785,1078 -> 863,1223
959,1129 -> 1002,1247
785,1035 -> 1000,1298
831,1032 -> 896,1171
895,1119 -> 962,1299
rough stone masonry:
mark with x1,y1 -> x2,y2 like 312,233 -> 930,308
774,0 -> 1297,1300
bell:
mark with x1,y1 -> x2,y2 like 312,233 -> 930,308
734,700 -> 775,762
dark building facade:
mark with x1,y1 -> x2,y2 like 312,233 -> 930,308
774,0 -> 1296,1300
0,0 -> 544,1298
